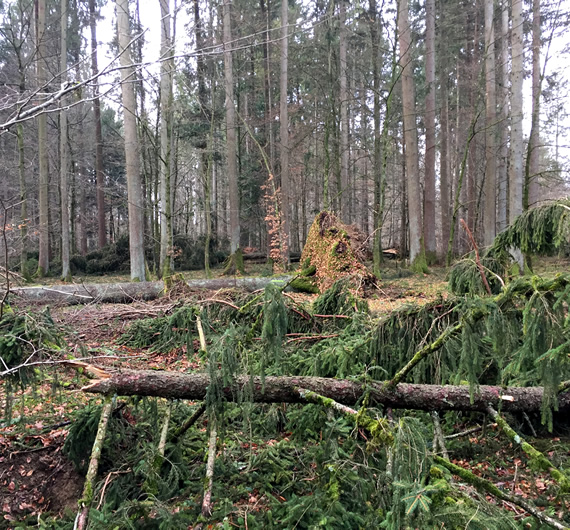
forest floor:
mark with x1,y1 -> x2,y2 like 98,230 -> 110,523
1,257 -> 570,527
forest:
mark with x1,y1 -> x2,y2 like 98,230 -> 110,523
1,0 -> 570,528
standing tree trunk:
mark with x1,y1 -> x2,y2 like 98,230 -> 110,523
369,0 -> 382,277
222,0 -> 242,273
339,0 -> 350,222
526,0 -> 541,209
509,0 -> 524,224
483,0 -> 497,246
423,0 -> 436,261
60,0 -> 71,281
497,0 -> 509,231
159,0 -> 174,279
36,0 -> 49,277
438,2 -> 451,260
397,0 -> 426,271
116,0 -> 146,281
89,0 -> 106,249
279,0 -> 290,268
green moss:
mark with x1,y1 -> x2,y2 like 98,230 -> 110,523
290,277 -> 319,294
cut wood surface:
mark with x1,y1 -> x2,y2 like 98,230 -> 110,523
7,276 -> 294,305
71,363 -> 570,413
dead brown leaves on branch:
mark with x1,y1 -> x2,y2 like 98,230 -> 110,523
300,211 -> 377,294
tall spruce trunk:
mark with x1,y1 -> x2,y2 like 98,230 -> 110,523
36,0 -> 49,276
339,0 -> 350,222
509,0 -> 524,224
60,0 -> 71,281
89,0 -> 106,249
497,0 -> 509,231
279,0 -> 290,267
483,0 -> 497,245
159,0 -> 174,278
526,0 -> 541,209
397,0 -> 425,270
116,0 -> 146,281
423,0 -> 436,260
222,0 -> 241,268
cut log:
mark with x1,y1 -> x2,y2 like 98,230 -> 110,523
7,276 -> 294,305
71,364 -> 570,414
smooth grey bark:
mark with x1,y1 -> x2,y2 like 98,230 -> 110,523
8,276 -> 295,305
116,0 -> 146,281
89,0 -> 106,249
423,0 -> 436,259
397,0 -> 424,268
222,0 -> 240,256
279,0 -> 290,267
509,0 -> 524,223
36,0 -> 49,276
159,0 -> 174,278
483,0 -> 497,245
60,0 -> 71,281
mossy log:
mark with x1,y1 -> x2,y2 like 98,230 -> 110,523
7,276 -> 294,305
68,363 -> 570,414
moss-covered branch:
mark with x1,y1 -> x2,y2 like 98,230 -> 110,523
76,395 -> 113,530
433,456 -> 569,530
487,406 -> 570,492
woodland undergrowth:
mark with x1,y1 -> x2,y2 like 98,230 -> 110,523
2,200 -> 570,529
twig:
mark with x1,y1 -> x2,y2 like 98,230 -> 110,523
170,402 -> 207,444
286,333 -> 340,344
201,298 -> 239,310
312,314 -> 351,319
96,469 -> 131,510
444,424 -> 494,440
460,218 -> 492,295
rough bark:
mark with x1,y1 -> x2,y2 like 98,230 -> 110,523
117,0 -> 146,281
159,0 -> 174,278
527,0 -> 541,209
89,0 -> 106,249
497,0 -> 509,231
36,0 -> 49,277
423,0 -> 436,259
484,0 -> 497,245
222,0 -> 240,258
397,0 -> 425,269
60,0 -> 71,281
279,0 -> 290,266
339,0 -> 350,223
73,366 -> 570,414
509,0 -> 524,223
8,276 -> 295,305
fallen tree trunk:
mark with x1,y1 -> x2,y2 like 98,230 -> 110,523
71,364 -> 570,413
8,276 -> 294,305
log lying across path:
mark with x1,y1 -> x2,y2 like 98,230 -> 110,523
8,276 -> 294,305
71,363 -> 570,414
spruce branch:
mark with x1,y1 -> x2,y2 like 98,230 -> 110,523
433,455 -> 569,530
487,406 -> 570,492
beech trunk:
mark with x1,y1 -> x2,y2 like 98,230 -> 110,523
8,276 -> 295,305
